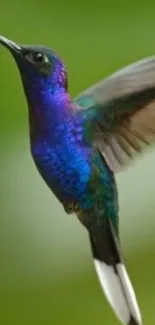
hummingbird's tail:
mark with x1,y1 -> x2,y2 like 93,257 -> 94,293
89,219 -> 142,325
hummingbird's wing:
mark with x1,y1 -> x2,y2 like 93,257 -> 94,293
74,57 -> 155,172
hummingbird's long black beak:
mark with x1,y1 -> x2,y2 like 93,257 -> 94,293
0,35 -> 21,54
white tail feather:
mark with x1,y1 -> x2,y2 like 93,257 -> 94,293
94,260 -> 142,325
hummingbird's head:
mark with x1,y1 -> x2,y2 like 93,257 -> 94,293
0,36 -> 68,106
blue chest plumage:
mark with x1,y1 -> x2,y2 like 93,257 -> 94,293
31,113 -> 92,204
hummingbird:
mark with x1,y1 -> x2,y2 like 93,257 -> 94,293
1,36 -> 155,325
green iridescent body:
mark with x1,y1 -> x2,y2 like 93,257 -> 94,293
59,102 -> 119,234
74,149 -> 119,233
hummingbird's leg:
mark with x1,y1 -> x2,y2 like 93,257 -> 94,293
63,201 -> 80,214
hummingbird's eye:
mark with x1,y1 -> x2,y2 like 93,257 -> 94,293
25,52 -> 49,66
24,50 -> 52,75
33,52 -> 44,63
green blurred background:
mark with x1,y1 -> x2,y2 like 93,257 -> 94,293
0,1 -> 155,324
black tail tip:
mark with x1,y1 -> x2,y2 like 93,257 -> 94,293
128,315 -> 142,325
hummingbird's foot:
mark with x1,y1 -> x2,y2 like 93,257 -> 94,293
63,201 -> 80,214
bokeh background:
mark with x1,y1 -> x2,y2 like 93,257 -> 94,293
0,1 -> 155,324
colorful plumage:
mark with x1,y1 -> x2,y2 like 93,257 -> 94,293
2,35 -> 155,325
